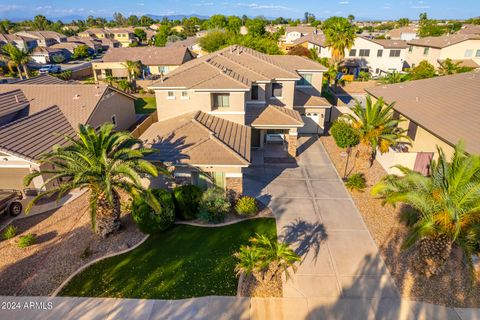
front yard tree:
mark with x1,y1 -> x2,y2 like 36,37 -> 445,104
0,43 -> 31,79
73,44 -> 90,59
341,96 -> 409,166
24,124 -> 161,238
410,60 -> 436,80
322,16 -> 356,65
330,120 -> 360,178
372,142 -> 480,277
123,60 -> 143,91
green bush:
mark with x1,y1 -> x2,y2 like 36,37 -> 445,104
173,185 -> 203,220
345,173 -> 367,191
2,225 -> 17,240
18,234 -> 36,248
198,188 -> 230,223
235,196 -> 258,216
330,121 -> 360,149
132,189 -> 175,234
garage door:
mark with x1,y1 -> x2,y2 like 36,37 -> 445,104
299,113 -> 321,134
0,168 -> 31,191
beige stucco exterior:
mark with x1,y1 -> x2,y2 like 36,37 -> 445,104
87,90 -> 137,131
92,62 -> 180,80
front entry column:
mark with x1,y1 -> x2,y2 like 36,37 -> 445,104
287,128 -> 298,157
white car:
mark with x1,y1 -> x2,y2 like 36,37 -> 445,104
39,65 -> 61,74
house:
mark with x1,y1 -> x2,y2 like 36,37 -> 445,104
406,34 -> 480,68
107,29 -> 136,47
0,33 -> 37,51
283,26 -> 317,45
365,71 -> 480,175
143,45 -> 330,195
92,46 -> 195,81
66,36 -> 103,52
76,29 -> 120,50
15,31 -> 67,47
386,26 -> 419,41
166,37 -> 204,56
457,24 -> 480,35
295,34 -> 408,76
30,47 -> 64,64
79,28 -> 134,47
0,82 -> 137,190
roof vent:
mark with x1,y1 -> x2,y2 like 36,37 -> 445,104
73,94 -> 80,100
14,95 -> 19,103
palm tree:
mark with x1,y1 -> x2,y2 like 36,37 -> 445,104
117,79 -> 132,93
438,58 -> 461,76
24,123 -> 162,237
372,142 -> 480,277
123,60 -> 143,91
0,43 -> 31,79
341,96 -> 409,166
379,71 -> 408,84
322,17 -> 356,65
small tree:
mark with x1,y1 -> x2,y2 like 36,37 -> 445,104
410,60 -> 436,80
72,45 -> 90,59
52,53 -> 66,64
330,120 -> 360,178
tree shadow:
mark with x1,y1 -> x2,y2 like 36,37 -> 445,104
143,133 -> 193,164
280,219 -> 327,263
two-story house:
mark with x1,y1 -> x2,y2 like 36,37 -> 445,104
141,45 -> 330,196
107,29 -> 136,47
406,34 -> 480,69
15,31 -> 67,47
0,34 -> 38,51
282,26 -> 318,50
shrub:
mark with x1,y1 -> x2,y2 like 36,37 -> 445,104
173,185 -> 203,220
235,196 -> 258,216
198,187 -> 230,223
2,225 -> 17,240
345,173 -> 367,191
131,189 -> 175,234
18,234 -> 36,248
330,121 -> 360,149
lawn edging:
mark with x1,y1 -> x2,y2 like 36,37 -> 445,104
174,215 -> 271,228
51,234 -> 150,297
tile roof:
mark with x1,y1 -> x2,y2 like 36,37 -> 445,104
246,105 -> 304,127
166,37 -> 199,48
438,59 -> 480,69
149,45 -> 326,90
458,24 -> 480,35
364,38 -> 409,49
0,89 -> 29,117
141,111 -> 250,166
294,88 -> 331,107
407,34 -> 480,48
0,106 -> 76,162
10,74 -> 68,85
387,26 -> 418,38
16,31 -> 65,40
292,32 -> 327,47
365,71 -> 480,155
102,46 -> 193,66
285,26 -> 317,34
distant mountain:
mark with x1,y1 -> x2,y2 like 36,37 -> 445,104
145,14 -> 210,21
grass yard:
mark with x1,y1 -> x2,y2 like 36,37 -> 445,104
134,96 -> 157,114
59,218 -> 276,299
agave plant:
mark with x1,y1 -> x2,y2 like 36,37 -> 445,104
372,142 -> 480,277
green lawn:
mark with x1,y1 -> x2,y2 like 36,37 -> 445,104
59,218 -> 276,299
134,97 -> 157,114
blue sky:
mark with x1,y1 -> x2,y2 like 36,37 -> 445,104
2,0 -> 479,21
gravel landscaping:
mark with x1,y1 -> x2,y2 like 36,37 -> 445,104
0,193 -> 144,296
321,135 -> 480,308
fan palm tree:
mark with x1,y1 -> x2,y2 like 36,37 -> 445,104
438,58 -> 461,76
372,142 -> 480,277
322,17 -> 356,65
24,123 -> 162,237
0,43 -> 31,79
123,60 -> 143,91
341,96 -> 409,166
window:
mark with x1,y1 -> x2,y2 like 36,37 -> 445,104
213,93 -> 230,108
476,49 -> 480,58
407,121 -> 418,140
111,115 -> 117,126
377,49 -> 383,57
167,91 -> 175,99
159,66 -> 169,74
359,49 -> 370,57
408,45 -> 413,53
105,69 -> 112,77
389,49 -> 401,57
181,91 -> 189,99
272,83 -> 283,98
251,84 -> 259,100
349,49 -> 357,57
423,47 -> 429,55
464,49 -> 474,57
296,73 -> 313,86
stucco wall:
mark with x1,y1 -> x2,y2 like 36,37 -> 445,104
88,90 -> 136,130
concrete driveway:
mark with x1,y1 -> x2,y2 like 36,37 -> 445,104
244,136 -> 399,301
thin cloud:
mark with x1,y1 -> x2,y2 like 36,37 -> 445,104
236,2 -> 294,11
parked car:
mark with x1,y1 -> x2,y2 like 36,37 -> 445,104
39,65 -> 61,74
0,189 -> 23,217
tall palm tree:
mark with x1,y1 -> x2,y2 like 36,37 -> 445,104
0,43 -> 31,79
372,142 -> 480,277
123,60 -> 143,91
341,96 -> 409,166
24,123 -> 162,237
322,17 -> 356,65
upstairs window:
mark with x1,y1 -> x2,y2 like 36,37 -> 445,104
167,91 -> 175,99
296,73 -> 313,86
213,93 -> 230,108
349,49 -> 357,57
465,49 -> 473,57
251,84 -> 259,100
181,91 -> 189,99
476,49 -> 480,57
423,47 -> 429,55
272,83 -> 283,98
408,45 -> 413,53
359,49 -> 370,57
377,49 -> 383,57
389,49 -> 401,57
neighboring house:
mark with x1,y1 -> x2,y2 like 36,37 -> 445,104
143,45 -> 330,195
15,31 -> 67,47
30,47 -> 64,64
107,29 -> 136,47
386,26 -> 419,41
67,36 -> 103,52
10,74 -> 70,85
0,33 -> 37,51
283,26 -> 317,45
457,24 -> 480,35
166,37 -> 204,56
48,42 -> 92,60
77,28 -> 120,50
365,71 -> 480,175
92,46 -> 195,80
296,34 -> 408,76
406,34 -> 480,68
0,82 -> 137,190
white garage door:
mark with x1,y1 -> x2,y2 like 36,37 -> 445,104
0,168 -> 31,191
299,113 -> 321,134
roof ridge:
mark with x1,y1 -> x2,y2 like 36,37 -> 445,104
206,59 -> 252,87
216,50 -> 271,80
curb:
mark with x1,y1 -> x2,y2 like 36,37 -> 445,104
51,234 -> 150,297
